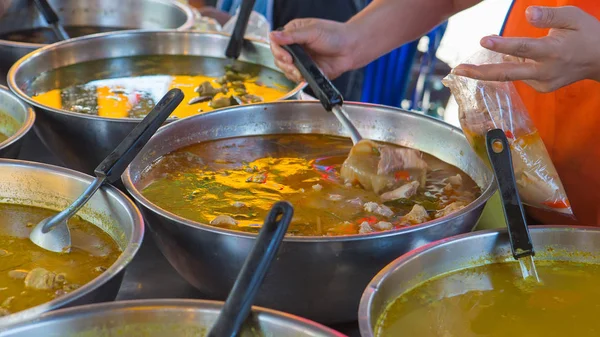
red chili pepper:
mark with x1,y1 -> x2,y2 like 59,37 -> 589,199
394,170 -> 411,181
543,199 -> 571,209
356,216 -> 378,225
504,130 -> 515,139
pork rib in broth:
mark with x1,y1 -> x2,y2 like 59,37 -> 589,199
139,135 -> 481,236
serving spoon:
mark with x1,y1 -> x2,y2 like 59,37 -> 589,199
33,0 -> 70,41
30,88 -> 185,253
224,0 -> 257,60
207,201 -> 293,337
281,43 -> 362,144
486,129 -> 540,282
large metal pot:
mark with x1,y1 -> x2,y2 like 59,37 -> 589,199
358,226 -> 600,336
0,0 -> 194,78
121,101 -> 496,324
8,30 -> 303,175
0,85 -> 34,158
0,299 -> 345,337
0,159 -> 144,328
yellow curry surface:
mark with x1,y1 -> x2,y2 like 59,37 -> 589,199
140,135 -> 481,236
376,260 -> 600,337
0,204 -> 121,316
29,56 -> 288,119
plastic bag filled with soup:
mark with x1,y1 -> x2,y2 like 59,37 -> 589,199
442,49 -> 573,216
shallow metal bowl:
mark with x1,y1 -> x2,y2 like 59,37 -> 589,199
0,299 -> 345,337
8,30 -> 303,174
0,159 -> 144,328
0,0 -> 194,75
121,101 -> 496,324
0,85 -> 34,158
358,226 -> 600,336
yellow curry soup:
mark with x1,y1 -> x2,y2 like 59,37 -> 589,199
139,134 -> 481,236
0,204 -> 121,316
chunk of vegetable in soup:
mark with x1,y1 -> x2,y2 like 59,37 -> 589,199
0,204 -> 121,316
376,261 -> 600,337
140,135 -> 480,236
29,55 -> 289,119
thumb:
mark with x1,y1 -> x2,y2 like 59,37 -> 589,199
526,6 -> 581,30
270,19 -> 321,46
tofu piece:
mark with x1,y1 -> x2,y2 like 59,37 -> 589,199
358,221 -> 374,234
24,268 -> 57,290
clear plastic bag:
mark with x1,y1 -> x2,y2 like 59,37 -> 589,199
222,10 -> 270,43
442,49 -> 573,216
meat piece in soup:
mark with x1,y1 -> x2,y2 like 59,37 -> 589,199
375,260 -> 600,337
139,135 -> 481,236
0,204 -> 121,316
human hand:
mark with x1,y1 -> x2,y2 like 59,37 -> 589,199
453,6 -> 600,93
269,19 -> 357,82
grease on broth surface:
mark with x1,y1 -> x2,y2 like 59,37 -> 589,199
376,261 -> 600,337
29,55 -> 289,119
139,134 -> 481,236
0,204 -> 121,316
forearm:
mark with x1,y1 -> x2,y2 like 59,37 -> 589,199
346,0 -> 481,69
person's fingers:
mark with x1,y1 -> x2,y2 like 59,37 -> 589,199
270,42 -> 292,64
270,19 -> 322,46
526,6 -> 581,30
274,59 -> 302,82
480,36 -> 554,60
452,62 -> 540,82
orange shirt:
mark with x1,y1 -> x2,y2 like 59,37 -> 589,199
502,0 -> 600,225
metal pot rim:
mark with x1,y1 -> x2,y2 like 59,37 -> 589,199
356,225 -> 600,336
0,158 -> 145,328
0,0 -> 195,49
122,100 -> 497,243
1,298 -> 346,336
0,85 -> 35,152
7,30 -> 306,123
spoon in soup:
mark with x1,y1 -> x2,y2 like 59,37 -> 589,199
281,43 -> 428,195
33,0 -> 70,41
486,129 -> 540,282
30,88 -> 185,253
207,201 -> 293,337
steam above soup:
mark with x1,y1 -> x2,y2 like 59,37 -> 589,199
139,135 -> 481,236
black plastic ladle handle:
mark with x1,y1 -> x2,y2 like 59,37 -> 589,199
485,129 -> 534,259
280,42 -> 343,111
94,88 -> 184,183
225,0 -> 257,59
207,201 -> 294,337
33,0 -> 60,24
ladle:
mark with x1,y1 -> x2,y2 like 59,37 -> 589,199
225,0 -> 257,60
33,0 -> 70,41
281,43 -> 362,144
486,128 -> 540,282
30,88 -> 185,253
207,201 -> 293,337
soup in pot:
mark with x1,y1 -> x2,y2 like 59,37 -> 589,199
375,260 -> 600,337
29,56 -> 289,119
0,204 -> 121,316
139,134 -> 481,236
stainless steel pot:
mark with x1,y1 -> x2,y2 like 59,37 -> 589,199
0,159 -> 144,328
0,299 -> 346,337
8,30 -> 303,175
0,0 -> 194,75
0,85 -> 34,158
121,101 -> 496,324
358,226 -> 600,336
